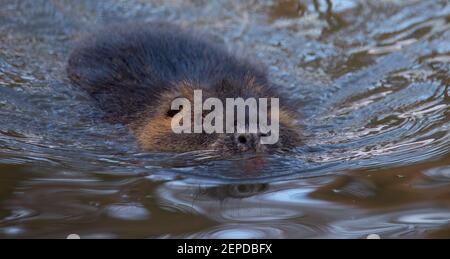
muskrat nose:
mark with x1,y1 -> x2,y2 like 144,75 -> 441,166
235,133 -> 261,151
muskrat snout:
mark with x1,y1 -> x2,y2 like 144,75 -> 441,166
234,133 -> 264,152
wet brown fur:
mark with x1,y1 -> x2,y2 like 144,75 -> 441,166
67,23 -> 301,154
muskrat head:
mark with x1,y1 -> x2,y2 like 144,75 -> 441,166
132,77 -> 301,154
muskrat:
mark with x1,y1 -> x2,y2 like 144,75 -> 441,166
67,23 -> 301,154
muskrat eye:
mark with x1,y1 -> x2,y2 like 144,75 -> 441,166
166,106 -> 182,117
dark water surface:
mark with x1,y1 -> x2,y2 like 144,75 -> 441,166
0,0 -> 449,238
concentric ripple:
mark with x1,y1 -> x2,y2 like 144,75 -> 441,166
0,0 -> 449,238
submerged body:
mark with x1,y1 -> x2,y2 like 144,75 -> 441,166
67,23 -> 301,153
